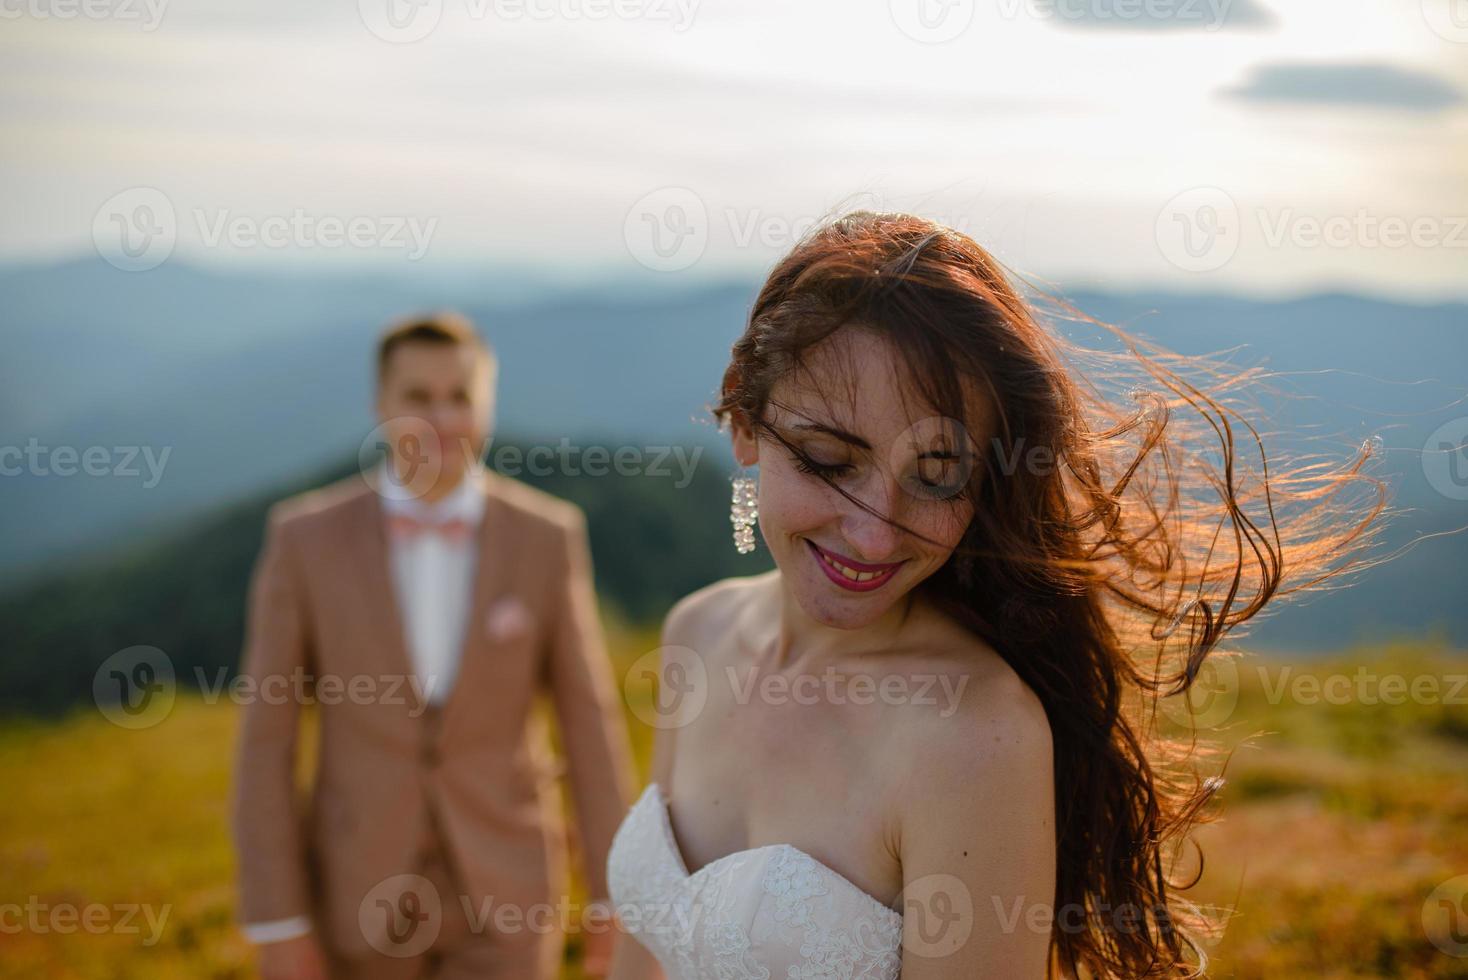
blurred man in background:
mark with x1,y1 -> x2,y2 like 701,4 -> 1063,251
231,312 -> 635,979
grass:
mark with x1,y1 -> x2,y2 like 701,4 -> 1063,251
1173,642 -> 1468,979
1,630 -> 1465,978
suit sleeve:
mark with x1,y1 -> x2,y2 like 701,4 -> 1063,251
544,509 -> 637,901
230,507 -> 316,930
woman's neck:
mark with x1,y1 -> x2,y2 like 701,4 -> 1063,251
769,572 -> 918,673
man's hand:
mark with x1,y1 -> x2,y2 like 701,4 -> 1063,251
257,933 -> 328,980
583,926 -> 617,977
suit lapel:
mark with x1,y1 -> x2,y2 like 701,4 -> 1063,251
438,474 -> 515,734
349,473 -> 517,727
349,487 -> 425,716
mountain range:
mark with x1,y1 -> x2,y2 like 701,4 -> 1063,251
1,258 -> 1464,686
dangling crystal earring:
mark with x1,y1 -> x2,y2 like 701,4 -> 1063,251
730,471 -> 758,554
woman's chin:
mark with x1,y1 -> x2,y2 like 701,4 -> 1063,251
787,577 -> 904,631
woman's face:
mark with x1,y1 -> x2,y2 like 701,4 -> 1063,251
731,327 -> 983,630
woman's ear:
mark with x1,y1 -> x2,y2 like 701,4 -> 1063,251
729,411 -> 760,468
721,364 -> 760,467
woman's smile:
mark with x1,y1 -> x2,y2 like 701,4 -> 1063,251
805,539 -> 906,592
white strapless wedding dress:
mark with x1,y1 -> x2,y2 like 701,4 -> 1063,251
607,782 -> 904,979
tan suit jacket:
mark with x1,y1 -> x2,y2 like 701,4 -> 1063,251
230,470 -> 635,959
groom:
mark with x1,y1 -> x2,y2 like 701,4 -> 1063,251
231,312 -> 636,979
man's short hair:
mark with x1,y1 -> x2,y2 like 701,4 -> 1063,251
376,311 -> 495,384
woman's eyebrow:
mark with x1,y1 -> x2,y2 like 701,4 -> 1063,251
791,421 -> 871,451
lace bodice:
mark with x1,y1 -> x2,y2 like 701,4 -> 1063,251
607,782 -> 904,979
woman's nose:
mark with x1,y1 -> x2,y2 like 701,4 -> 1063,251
838,476 -> 904,561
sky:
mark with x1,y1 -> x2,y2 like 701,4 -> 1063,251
1,0 -> 1466,301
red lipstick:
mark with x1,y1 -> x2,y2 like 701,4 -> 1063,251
806,540 -> 905,593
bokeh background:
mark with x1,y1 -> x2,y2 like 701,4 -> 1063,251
2,0 -> 1467,976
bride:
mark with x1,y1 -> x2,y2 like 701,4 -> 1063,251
604,211 -> 1381,979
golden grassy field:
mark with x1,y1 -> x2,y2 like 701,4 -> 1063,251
1,629 -> 1466,978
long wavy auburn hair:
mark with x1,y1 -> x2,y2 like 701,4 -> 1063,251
712,210 -> 1388,978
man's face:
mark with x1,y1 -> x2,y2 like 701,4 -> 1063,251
375,341 -> 495,493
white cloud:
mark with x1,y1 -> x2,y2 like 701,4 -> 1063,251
0,0 -> 1463,299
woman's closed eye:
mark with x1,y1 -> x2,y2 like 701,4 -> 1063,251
791,450 -> 854,479
905,452 -> 969,499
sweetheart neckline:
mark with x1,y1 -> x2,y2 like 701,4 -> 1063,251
641,781 -> 903,926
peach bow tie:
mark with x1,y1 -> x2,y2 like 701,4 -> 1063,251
385,512 -> 477,543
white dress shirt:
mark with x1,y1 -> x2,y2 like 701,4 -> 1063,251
242,461 -> 486,946
379,460 -> 485,706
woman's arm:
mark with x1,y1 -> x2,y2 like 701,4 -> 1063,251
896,669 -> 1056,978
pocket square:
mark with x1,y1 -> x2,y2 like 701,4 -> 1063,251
485,595 -> 532,642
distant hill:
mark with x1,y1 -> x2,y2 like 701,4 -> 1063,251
1,258 -> 1464,718
0,257 -> 753,580
0,442 -> 770,717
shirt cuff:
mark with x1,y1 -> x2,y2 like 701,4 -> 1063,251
242,916 -> 313,944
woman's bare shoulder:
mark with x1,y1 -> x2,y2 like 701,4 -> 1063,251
885,631 -> 1058,979
648,573 -> 778,787
882,631 -> 1054,870
886,622 -> 1052,777
662,570 -> 779,647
